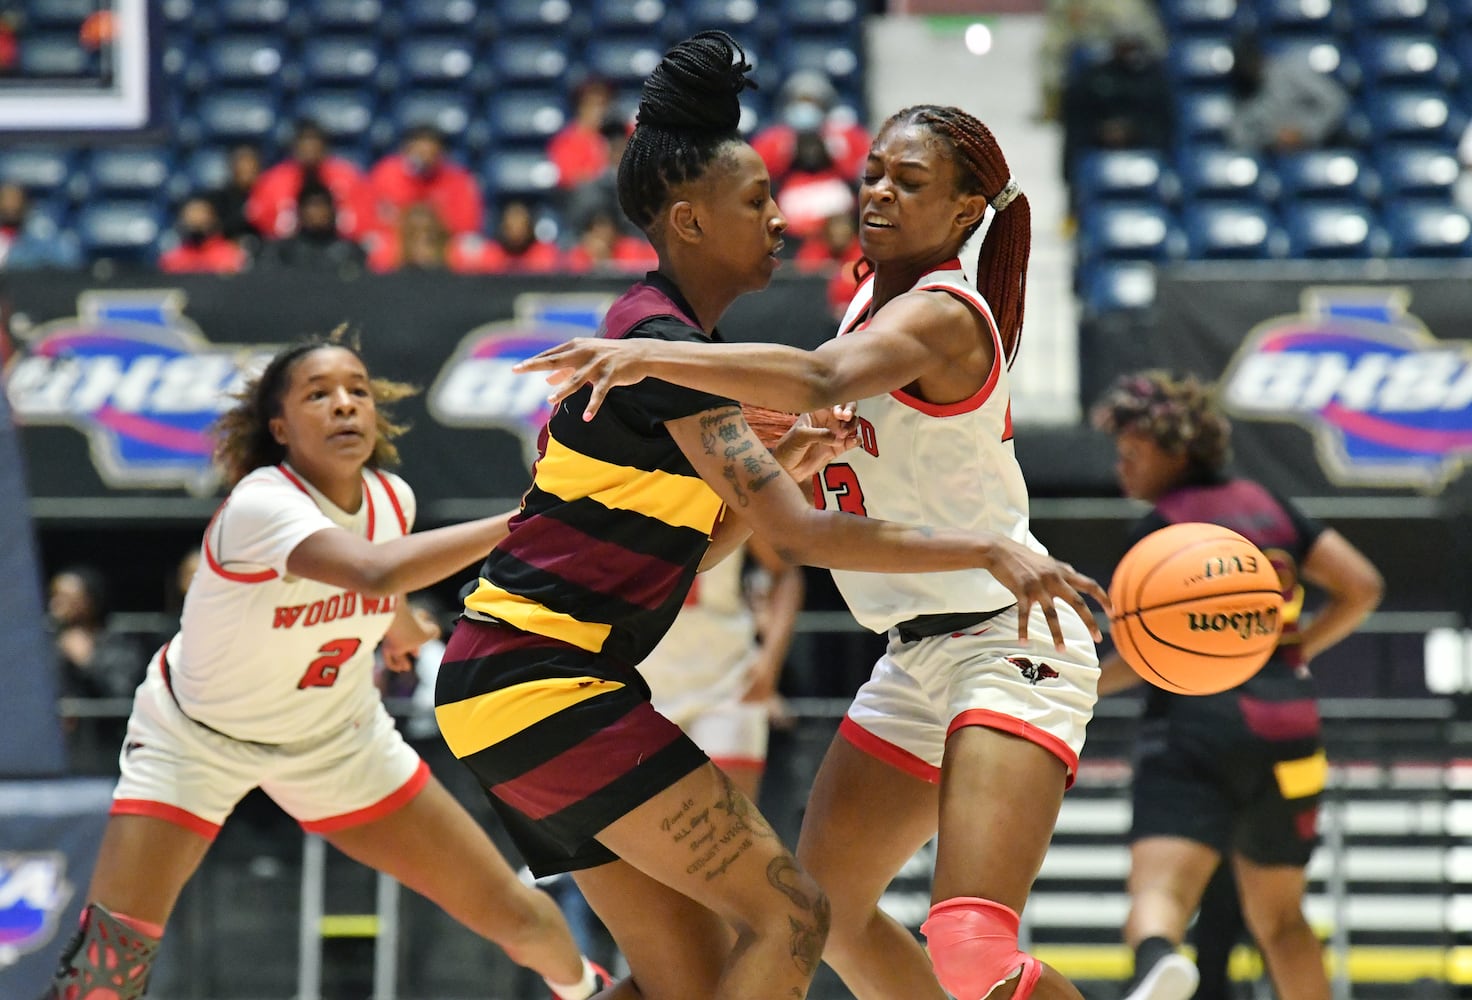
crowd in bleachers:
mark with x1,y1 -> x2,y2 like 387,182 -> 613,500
0,0 -> 871,291
1055,0 -> 1472,323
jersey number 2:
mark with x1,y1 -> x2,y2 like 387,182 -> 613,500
297,638 -> 362,690
820,464 -> 869,516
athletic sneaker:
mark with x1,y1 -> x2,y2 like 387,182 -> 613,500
549,959 -> 615,1000
1120,952 -> 1200,1000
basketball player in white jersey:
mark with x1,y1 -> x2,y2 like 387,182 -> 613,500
643,535 -> 803,800
517,105 -> 1105,1000
40,333 -> 607,1000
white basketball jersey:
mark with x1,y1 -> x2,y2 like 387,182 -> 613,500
165,463 -> 415,744
819,260 -> 1047,634
639,546 -> 756,702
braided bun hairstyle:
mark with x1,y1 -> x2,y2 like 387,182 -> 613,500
1091,370 -> 1233,480
617,30 -> 755,233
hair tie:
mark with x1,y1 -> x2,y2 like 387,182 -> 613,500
991,178 -> 1020,212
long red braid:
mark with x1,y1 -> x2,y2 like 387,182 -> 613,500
860,105 -> 1032,367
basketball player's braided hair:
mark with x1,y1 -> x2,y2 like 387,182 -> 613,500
617,30 -> 754,232
1091,370 -> 1233,476
862,105 -> 1032,367
211,326 -> 414,487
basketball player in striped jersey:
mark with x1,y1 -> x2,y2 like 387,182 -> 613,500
440,36 -> 1107,1000
40,332 -> 607,1000
518,104 -> 1112,999
1092,371 -> 1382,1000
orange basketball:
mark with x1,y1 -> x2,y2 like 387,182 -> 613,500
1109,522 -> 1285,695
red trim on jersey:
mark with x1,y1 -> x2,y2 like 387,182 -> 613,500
1002,401 -> 1014,442
300,759 -> 431,833
111,798 -> 222,840
275,464 -> 311,495
371,468 -> 409,535
363,476 -> 377,541
839,717 -> 940,785
202,505 -> 278,583
709,756 -> 766,772
947,709 -> 1078,789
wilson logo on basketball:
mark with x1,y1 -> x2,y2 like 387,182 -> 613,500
1200,554 -> 1260,578
1185,607 -> 1280,640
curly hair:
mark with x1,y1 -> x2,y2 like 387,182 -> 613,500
616,30 -> 755,233
856,105 -> 1032,368
211,327 -> 415,487
1090,370 -> 1232,476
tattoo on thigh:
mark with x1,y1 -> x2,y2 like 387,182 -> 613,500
768,857 -> 830,977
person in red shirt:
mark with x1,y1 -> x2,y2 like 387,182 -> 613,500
547,78 -> 615,191
369,126 -> 484,237
750,70 -> 870,188
562,210 -> 658,274
159,197 -> 247,274
459,200 -> 562,274
247,120 -> 374,242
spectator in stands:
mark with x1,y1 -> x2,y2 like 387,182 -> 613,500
751,70 -> 870,186
369,125 -> 484,237
0,182 -> 82,270
470,200 -> 561,273
212,144 -> 263,252
159,196 -> 248,274
255,182 -> 367,273
1092,371 -> 1382,1000
1039,0 -> 1167,122
1061,31 -> 1173,191
247,119 -> 374,242
47,564 -> 148,774
562,113 -> 636,240
1225,33 -> 1349,155
548,78 -> 616,191
774,128 -> 857,244
369,201 -> 455,273
0,11 -> 19,76
562,209 -> 657,273
792,209 -> 863,319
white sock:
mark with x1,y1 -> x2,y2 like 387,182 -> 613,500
546,956 -> 599,1000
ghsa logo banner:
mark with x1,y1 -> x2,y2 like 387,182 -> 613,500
4,290 -> 276,493
0,853 -> 73,969
428,293 -> 616,470
1219,287 -> 1472,491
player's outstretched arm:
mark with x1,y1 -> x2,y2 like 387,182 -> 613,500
286,510 -> 515,598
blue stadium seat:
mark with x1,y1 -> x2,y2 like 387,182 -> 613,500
1376,144 -> 1462,199
1073,150 -> 1170,203
216,0 -> 292,30
301,36 -> 383,86
402,0 -> 480,31
1358,34 -> 1458,88
1453,0 -> 1472,28
1080,261 -> 1157,316
1260,36 -> 1358,90
489,36 -> 571,86
1257,0 -> 1344,34
194,91 -> 281,143
1183,201 -> 1281,258
776,37 -> 861,91
1176,89 -> 1235,141
294,90 -> 379,144
1076,202 -> 1183,263
0,147 -> 77,193
486,90 -> 566,146
25,0 -> 96,27
482,152 -> 561,200
203,36 -> 287,86
396,36 -> 483,88
1275,149 -> 1374,202
1283,202 -> 1382,258
307,0 -> 383,29
18,33 -> 93,77
1364,88 -> 1463,143
585,37 -> 666,84
75,201 -> 165,262
183,148 -> 232,193
590,0 -> 668,32
25,197 -> 73,237
1177,148 -> 1271,201
1348,0 -> 1447,31
1384,202 -> 1472,257
388,91 -> 473,141
85,149 -> 175,198
1168,35 -> 1235,83
780,0 -> 862,33
496,0 -> 575,32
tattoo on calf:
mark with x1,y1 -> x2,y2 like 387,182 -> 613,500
768,857 -> 831,977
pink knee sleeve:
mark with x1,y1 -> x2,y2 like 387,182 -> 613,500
920,897 -> 1043,1000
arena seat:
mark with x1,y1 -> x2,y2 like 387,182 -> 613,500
24,0 -> 96,28
182,148 -> 232,194
1158,0 -> 1240,35
85,149 -> 177,199
1347,0 -> 1447,31
75,201 -> 166,262
1176,89 -> 1235,142
1079,261 -> 1158,317
401,0 -> 480,31
482,152 -> 561,201
780,0 -> 862,34
1364,87 -> 1462,143
307,0 -> 384,30
301,36 -> 383,86
488,36 -> 571,86
1283,201 -> 1383,257
1183,201 -> 1282,258
214,0 -> 292,31
775,37 -> 862,90
495,0 -> 575,32
1257,0 -> 1345,34
684,0 -> 768,38
0,147 -> 77,194
388,91 -> 473,142
395,36 -> 480,87
486,90 -> 565,147
590,0 -> 669,33
1260,35 -> 1358,89
293,90 -> 379,144
1073,150 -> 1171,203
1376,144 -> 1461,200
1275,149 -> 1376,202
1168,35 -> 1236,84
1384,202 -> 1472,257
1076,202 -> 1183,263
1357,34 -> 1459,88
585,37 -> 666,84
203,35 -> 288,87
194,90 -> 281,144
1178,147 -> 1272,201
17,32 -> 93,76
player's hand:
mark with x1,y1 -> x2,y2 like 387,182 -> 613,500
772,405 -> 857,480
513,337 -> 653,421
380,605 -> 439,673
981,537 -> 1111,651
